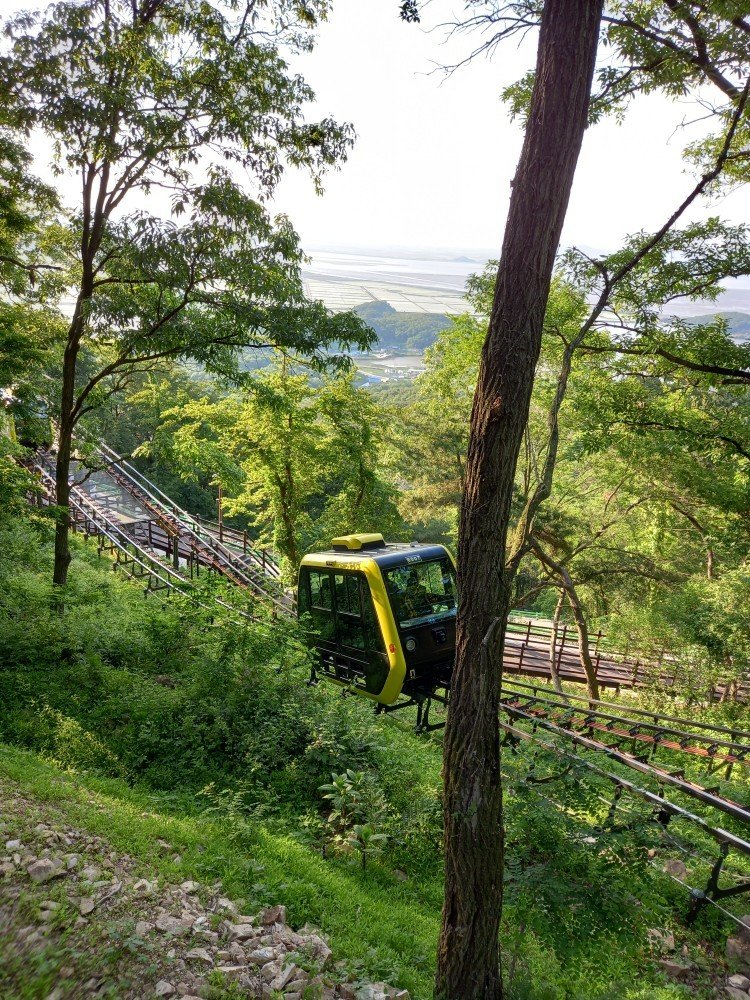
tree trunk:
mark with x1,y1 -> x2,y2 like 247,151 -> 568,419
564,586 -> 600,703
52,318 -> 84,590
548,590 -> 565,695
532,543 -> 600,702
435,2 -> 603,997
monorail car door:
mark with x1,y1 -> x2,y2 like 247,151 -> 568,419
297,564 -> 390,697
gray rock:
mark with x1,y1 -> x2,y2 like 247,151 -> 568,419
228,923 -> 258,941
216,896 -> 238,915
261,960 -> 281,982
180,881 -> 199,893
5,840 -> 21,850
663,859 -> 688,880
154,982 -> 176,997
260,904 -> 287,925
136,920 -> 154,937
215,965 -> 249,980
658,959 -> 694,981
307,934 -> 333,967
79,897 -> 96,915
727,936 -> 750,965
247,947 -> 277,966
27,859 -> 63,883
725,988 -> 749,1000
728,974 -> 750,990
647,928 -> 676,951
155,915 -> 191,937
185,948 -> 213,964
272,926 -> 306,949
270,964 -> 299,991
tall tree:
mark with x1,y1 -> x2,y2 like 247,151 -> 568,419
435,2 -> 603,996
0,0 -> 368,589
150,363 -> 404,576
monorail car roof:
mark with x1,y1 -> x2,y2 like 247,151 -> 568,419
300,539 -> 451,570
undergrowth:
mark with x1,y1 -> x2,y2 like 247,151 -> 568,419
0,513 -> 738,998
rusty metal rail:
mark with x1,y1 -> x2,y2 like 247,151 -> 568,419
39,447 -> 292,612
501,680 -> 750,779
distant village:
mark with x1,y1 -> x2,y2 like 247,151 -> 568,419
352,348 -> 427,385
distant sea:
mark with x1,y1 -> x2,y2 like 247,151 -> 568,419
302,245 -> 750,329
302,245 -> 493,295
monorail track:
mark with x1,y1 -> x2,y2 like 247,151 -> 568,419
29,449 -> 750,920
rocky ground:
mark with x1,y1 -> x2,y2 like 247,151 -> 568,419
0,777 -> 410,1000
4,772 -> 750,999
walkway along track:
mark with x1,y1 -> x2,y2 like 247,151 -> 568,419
38,446 -> 291,613
30,450 -> 750,921
33,464 -> 276,629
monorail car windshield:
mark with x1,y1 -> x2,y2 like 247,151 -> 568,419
297,533 -> 456,705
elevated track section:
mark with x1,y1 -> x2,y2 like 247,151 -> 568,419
29,448 -> 750,921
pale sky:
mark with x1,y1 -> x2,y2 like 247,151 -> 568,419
271,0 -> 750,255
4,0 -> 750,258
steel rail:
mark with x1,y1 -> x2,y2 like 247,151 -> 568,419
95,444 -> 285,592
503,677 -> 750,744
500,718 -> 750,857
502,701 -> 750,827
501,687 -> 750,761
78,452 -> 291,612
37,464 -> 281,631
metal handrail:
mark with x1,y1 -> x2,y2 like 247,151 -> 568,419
90,445 -> 290,611
96,444 -> 287,595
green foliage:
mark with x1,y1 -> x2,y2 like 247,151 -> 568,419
150,360 -> 407,575
318,770 -> 390,869
0,512 -> 740,997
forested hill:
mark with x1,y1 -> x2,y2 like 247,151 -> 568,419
683,311 -> 750,342
354,301 -> 452,352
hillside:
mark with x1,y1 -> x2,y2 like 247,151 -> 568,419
353,302 -> 452,352
1,514 -> 747,999
682,311 -> 750,342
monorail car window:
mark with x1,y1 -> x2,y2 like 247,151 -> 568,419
309,570 -> 332,610
300,569 -> 336,643
384,557 -> 457,629
298,568 -> 385,660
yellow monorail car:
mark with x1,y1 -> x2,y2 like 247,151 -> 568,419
297,533 -> 457,708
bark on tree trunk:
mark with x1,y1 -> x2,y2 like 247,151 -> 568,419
52,321 -> 84,591
532,543 -> 600,702
564,586 -> 600,703
549,590 -> 565,695
435,2 -> 602,997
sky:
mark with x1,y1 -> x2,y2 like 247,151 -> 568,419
269,0 -> 750,256
3,0 -> 750,260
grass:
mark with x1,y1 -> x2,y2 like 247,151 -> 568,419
0,517 -> 744,999
0,743 -> 440,998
